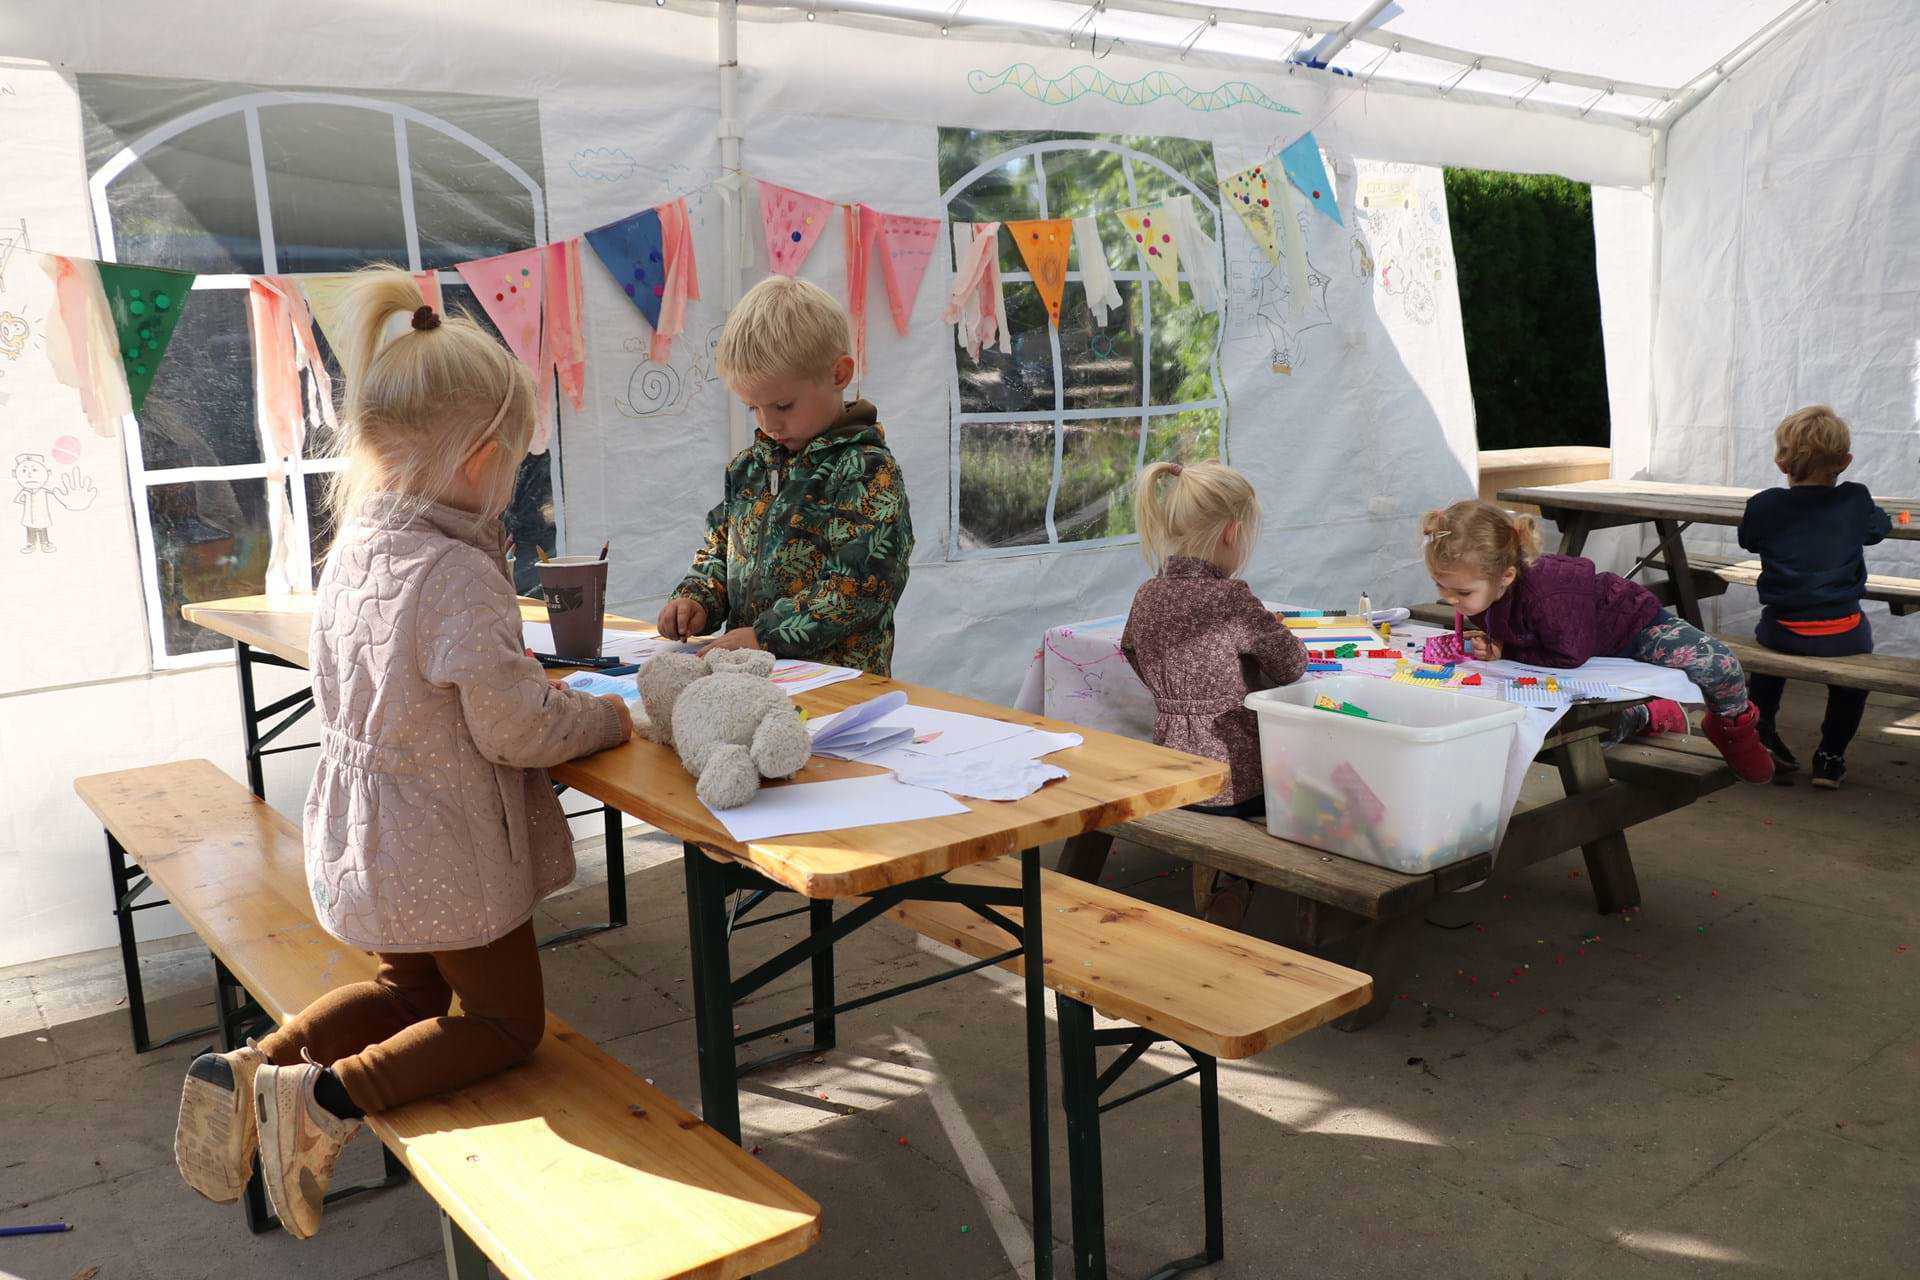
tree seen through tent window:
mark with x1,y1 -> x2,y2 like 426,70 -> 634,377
79,75 -> 552,663
939,128 -> 1226,557
1443,168 -> 1610,450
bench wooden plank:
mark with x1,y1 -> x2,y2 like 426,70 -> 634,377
1647,552 -> 1920,615
1721,638 -> 1920,698
74,761 -> 821,1280
886,856 -> 1371,1059
1108,808 -> 1475,919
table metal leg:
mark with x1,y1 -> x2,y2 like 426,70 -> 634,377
441,1210 -> 489,1280
235,642 -> 266,798
604,805 -> 628,929
809,899 -> 836,1052
1021,846 -> 1055,1280
683,842 -> 742,1143
1058,998 -> 1106,1280
107,832 -> 152,1053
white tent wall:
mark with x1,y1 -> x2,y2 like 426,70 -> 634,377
1,0 -> 1656,968
1648,0 -> 1920,653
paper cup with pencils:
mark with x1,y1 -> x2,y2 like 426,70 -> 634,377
535,550 -> 608,660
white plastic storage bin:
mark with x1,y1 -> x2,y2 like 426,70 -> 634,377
1245,676 -> 1526,873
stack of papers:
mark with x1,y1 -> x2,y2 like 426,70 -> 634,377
768,660 -> 864,695
706,775 -> 969,842
808,690 -> 916,759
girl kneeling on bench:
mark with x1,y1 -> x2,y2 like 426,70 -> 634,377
173,269 -> 633,1238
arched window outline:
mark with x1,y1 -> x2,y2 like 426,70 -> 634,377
89,90 -> 553,668
941,138 -> 1227,560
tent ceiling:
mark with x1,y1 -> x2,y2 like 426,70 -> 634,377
716,0 -> 1827,128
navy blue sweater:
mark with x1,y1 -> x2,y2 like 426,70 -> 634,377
1736,482 -> 1891,621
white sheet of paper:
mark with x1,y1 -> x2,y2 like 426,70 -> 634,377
769,660 -> 864,695
523,620 -> 556,652
706,774 -> 969,842
892,756 -> 1069,802
522,621 -> 694,664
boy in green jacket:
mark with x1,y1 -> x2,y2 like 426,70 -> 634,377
657,276 -> 912,675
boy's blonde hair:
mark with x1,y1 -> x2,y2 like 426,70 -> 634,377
714,275 -> 850,386
1134,460 -> 1260,573
1774,405 -> 1851,481
1421,499 -> 1542,581
323,267 -> 535,535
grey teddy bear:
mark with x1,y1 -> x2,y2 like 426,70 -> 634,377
637,649 -> 812,809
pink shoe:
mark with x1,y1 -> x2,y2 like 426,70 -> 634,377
1702,704 -> 1777,784
1638,699 -> 1689,736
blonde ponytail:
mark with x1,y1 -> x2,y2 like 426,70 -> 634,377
1421,498 -> 1540,580
1133,460 -> 1260,573
322,265 -> 535,538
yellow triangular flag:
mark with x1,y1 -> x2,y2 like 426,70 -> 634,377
1117,205 -> 1181,299
297,274 -> 359,358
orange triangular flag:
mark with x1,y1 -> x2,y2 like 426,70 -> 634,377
1006,218 -> 1073,326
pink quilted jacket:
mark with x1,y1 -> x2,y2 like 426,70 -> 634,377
303,496 -> 627,953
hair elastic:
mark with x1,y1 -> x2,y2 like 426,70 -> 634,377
1167,462 -> 1184,477
411,305 -> 441,332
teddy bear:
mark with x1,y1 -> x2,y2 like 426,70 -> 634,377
636,648 -> 812,809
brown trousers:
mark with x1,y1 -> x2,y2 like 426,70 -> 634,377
257,920 -> 545,1114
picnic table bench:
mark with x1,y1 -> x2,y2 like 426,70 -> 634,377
1057,675 -> 1735,1030
76,760 -> 820,1280
1642,550 -> 1920,618
886,855 -> 1369,1280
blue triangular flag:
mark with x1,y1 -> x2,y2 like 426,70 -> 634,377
1279,132 -> 1342,227
584,208 -> 666,329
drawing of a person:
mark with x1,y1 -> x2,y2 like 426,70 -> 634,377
12,454 -> 96,553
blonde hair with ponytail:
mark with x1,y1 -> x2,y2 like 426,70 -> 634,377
322,266 -> 535,537
1133,460 -> 1260,573
1420,499 -> 1542,581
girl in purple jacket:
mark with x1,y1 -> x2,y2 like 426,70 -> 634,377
1421,500 -> 1774,784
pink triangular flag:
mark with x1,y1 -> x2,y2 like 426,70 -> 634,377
454,247 -> 545,372
871,209 -> 941,336
758,180 -> 835,277
543,238 -> 587,416
846,205 -> 872,376
651,198 -> 700,364
413,271 -> 443,313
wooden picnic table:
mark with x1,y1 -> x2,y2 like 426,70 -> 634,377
1498,480 -> 1919,628
182,594 -> 1226,1280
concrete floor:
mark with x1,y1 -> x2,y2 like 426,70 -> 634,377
4,682 -> 1917,1280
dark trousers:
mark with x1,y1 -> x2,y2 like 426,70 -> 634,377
1186,794 -> 1267,820
1747,613 -> 1873,758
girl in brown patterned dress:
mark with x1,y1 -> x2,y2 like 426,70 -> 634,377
1122,462 -> 1307,815
1123,461 -> 1306,923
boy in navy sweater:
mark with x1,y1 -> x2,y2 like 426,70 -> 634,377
1737,406 -> 1893,788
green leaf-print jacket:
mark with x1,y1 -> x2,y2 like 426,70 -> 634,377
671,401 -> 913,675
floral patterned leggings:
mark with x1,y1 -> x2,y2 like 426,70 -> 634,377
1614,613 -> 1751,736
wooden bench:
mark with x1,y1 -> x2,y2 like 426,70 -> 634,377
1644,551 -> 1920,617
1059,734 -> 1733,1031
75,760 -> 819,1280
885,856 -> 1370,1280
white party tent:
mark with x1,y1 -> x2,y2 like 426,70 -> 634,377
1,0 -> 1912,970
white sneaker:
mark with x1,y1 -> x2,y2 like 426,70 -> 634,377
175,1044 -> 267,1203
252,1062 -> 361,1239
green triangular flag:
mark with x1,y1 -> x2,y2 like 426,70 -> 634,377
96,262 -> 196,411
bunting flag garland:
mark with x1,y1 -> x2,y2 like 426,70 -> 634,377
454,246 -> 545,372
846,204 -> 872,376
1005,218 -> 1072,326
1219,162 -> 1283,268
650,197 -> 699,363
944,221 -> 1011,362
95,262 -> 195,412
871,209 -> 940,336
539,237 -> 588,452
1279,132 -> 1342,226
296,274 -> 357,358
758,180 -> 835,276
39,254 -> 133,436
247,276 -> 335,593
1162,197 -> 1222,315
1118,206 -> 1181,299
414,270 -> 443,315
584,207 -> 667,329
1072,217 -> 1123,326
1273,175 -> 1312,317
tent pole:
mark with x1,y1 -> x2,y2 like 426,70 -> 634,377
1306,0 -> 1397,68
1657,0 -> 1831,131
719,0 -> 750,453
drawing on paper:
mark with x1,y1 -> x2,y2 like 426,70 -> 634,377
571,147 -> 640,184
12,454 -> 97,553
1355,164 -> 1449,327
968,64 -> 1304,114
1224,211 -> 1332,377
0,219 -> 25,289
0,310 -> 34,360
614,323 -> 724,420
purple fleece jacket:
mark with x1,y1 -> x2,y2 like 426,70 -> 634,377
1469,554 -> 1662,668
